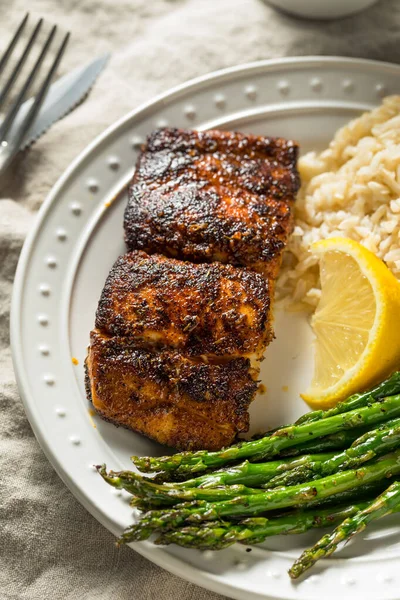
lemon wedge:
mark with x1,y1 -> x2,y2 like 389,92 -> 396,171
302,237 -> 400,409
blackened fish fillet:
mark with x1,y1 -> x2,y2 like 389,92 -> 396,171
87,127 -> 299,450
86,330 -> 258,451
124,127 -> 300,280
95,251 -> 272,359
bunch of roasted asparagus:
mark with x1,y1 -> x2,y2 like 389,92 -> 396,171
98,373 -> 400,578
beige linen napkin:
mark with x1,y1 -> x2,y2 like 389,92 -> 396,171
0,0 -> 396,598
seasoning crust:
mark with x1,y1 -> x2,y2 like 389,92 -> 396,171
124,128 -> 300,279
86,330 -> 257,451
95,250 -> 272,358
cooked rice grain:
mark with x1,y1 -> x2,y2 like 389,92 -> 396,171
277,96 -> 400,310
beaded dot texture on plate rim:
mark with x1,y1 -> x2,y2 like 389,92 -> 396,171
56,228 -> 67,241
214,93 -> 226,108
43,373 -> 55,386
39,283 -> 50,296
310,77 -> 322,91
87,178 -> 99,193
15,60 -> 400,599
277,80 -> 290,95
108,156 -> 120,170
70,202 -> 82,216
184,105 -> 196,119
245,84 -> 257,100
46,256 -> 57,268
342,79 -> 354,92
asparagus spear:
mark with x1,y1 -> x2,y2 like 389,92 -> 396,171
166,453 -> 335,488
273,393 -> 400,461
254,373 -> 400,438
154,482 -> 392,549
99,461 -> 387,512
295,371 -> 400,425
299,480 -> 389,510
131,479 -> 390,513
131,394 -> 400,476
133,481 -> 386,524
102,425 -> 400,510
99,465 -> 266,505
250,373 -> 400,443
276,428 -> 368,458
105,424 -> 400,507
121,449 -> 400,542
151,428 -> 377,487
98,419 -> 400,509
151,427 -> 369,487
289,480 -> 400,579
158,485 -> 400,552
154,502 -> 372,550
265,419 -> 400,488
100,453 -> 337,499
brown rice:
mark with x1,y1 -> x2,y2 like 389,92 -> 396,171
277,95 -> 400,311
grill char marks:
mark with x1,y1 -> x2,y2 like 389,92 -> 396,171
86,330 -> 257,451
124,128 -> 300,279
95,251 -> 272,359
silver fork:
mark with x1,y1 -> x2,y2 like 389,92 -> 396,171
0,14 -> 70,176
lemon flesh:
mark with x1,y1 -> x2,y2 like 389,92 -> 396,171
302,238 -> 400,409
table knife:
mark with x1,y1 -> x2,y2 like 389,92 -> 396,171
8,53 -> 110,150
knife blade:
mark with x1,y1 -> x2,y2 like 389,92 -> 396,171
9,53 -> 110,150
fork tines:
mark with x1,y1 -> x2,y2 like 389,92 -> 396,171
0,13 -> 70,172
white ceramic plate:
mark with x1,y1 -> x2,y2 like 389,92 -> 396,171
11,57 -> 400,600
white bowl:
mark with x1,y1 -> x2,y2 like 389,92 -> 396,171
266,0 -> 378,20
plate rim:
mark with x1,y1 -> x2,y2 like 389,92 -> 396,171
10,55 -> 400,600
